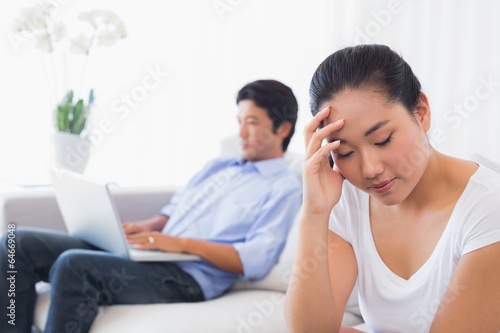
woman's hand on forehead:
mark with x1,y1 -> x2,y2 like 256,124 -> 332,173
305,106 -> 345,151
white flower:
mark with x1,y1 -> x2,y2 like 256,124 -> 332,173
103,12 -> 124,28
20,6 -> 49,31
12,18 -> 27,33
13,9 -> 43,35
12,6 -> 127,120
78,9 -> 127,47
70,34 -> 92,55
91,9 -> 115,25
52,22 -> 67,42
96,29 -> 119,47
106,12 -> 127,38
78,11 -> 97,28
34,32 -> 53,52
115,22 -> 127,39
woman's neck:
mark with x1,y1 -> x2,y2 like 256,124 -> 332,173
392,150 -> 477,214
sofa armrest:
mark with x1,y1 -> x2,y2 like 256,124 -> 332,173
0,186 -> 179,232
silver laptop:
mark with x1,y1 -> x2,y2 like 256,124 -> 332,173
49,168 -> 200,262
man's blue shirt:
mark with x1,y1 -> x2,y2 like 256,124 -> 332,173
159,157 -> 302,300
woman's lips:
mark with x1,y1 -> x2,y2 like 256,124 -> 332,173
370,178 -> 396,194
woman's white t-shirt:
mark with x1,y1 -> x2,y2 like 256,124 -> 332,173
329,165 -> 500,333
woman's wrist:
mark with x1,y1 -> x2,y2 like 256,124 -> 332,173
298,211 -> 331,239
301,206 -> 332,221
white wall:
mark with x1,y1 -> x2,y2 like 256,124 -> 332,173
1,0 -> 499,187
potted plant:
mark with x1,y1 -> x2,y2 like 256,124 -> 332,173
52,89 -> 95,173
56,89 -> 94,135
12,7 -> 126,173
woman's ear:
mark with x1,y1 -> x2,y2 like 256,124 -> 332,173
415,92 -> 431,132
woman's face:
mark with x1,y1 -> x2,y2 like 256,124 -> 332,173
324,88 -> 431,206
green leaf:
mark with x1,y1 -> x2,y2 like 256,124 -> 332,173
59,90 -> 74,107
54,90 -> 91,135
70,99 -> 86,135
56,104 -> 70,132
88,89 -> 95,106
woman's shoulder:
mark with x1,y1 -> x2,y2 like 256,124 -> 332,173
470,163 -> 500,189
445,153 -> 500,184
451,162 -> 500,232
462,163 -> 500,206
454,163 -> 500,255
440,155 -> 500,200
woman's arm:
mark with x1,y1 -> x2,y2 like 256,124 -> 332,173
284,211 -> 338,332
430,242 -> 500,332
285,217 -> 358,333
328,231 -> 359,329
284,106 -> 358,332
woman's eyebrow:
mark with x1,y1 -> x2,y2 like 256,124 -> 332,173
364,120 -> 390,137
329,120 -> 390,143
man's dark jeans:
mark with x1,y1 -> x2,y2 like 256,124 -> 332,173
0,228 -> 204,333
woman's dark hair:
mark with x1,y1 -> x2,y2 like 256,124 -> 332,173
309,44 -> 422,116
237,79 -> 298,152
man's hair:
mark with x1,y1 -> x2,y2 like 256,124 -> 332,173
236,80 -> 298,152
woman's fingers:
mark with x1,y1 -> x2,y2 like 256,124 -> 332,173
305,119 -> 345,160
304,106 -> 331,148
305,140 -> 341,172
315,140 -> 341,161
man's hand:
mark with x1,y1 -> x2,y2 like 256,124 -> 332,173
123,221 -> 149,235
126,232 -> 244,274
126,232 -> 185,253
122,215 -> 169,236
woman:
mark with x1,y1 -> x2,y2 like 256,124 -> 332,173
284,44 -> 500,333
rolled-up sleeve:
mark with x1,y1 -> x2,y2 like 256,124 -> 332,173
233,183 -> 302,280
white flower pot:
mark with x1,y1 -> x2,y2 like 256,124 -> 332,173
53,131 -> 91,173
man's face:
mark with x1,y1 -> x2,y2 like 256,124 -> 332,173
237,100 -> 285,162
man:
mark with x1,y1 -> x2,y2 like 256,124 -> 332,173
0,79 -> 302,333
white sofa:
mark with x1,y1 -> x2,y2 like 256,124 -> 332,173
1,185 -> 365,332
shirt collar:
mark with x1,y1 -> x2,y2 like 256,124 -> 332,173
237,157 -> 288,178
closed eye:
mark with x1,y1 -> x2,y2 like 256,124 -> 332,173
375,132 -> 393,147
335,132 -> 393,160
334,151 -> 353,160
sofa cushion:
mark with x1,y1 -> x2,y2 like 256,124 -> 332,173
35,282 -> 291,333
34,281 -> 362,332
